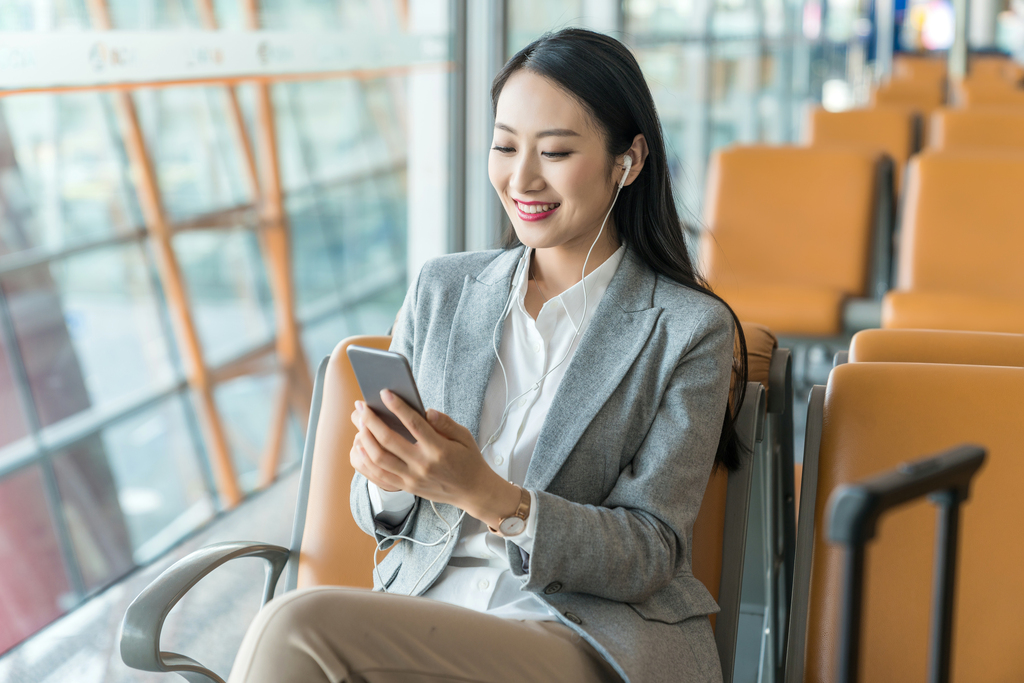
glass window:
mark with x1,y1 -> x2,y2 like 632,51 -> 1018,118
0,93 -> 142,255
0,327 -> 28,449
273,79 -> 401,194
2,244 -> 178,429
97,394 -> 213,564
288,192 -> 344,320
0,464 -> 74,654
52,434 -> 135,592
106,0 -> 199,29
300,282 -> 407,373
214,371 -> 301,493
625,0 -> 705,34
134,87 -> 252,221
315,172 -> 407,297
0,1 -> 88,30
175,229 -> 275,366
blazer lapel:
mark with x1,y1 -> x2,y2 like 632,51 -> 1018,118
442,247 -> 525,439
525,249 -> 662,491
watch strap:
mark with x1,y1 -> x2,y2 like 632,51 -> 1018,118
488,485 -> 531,535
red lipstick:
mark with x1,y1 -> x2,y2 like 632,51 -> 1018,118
514,199 -> 560,222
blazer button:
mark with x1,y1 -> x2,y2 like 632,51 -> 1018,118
544,582 -> 562,595
564,611 -> 583,625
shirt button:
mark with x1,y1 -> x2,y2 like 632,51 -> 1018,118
478,580 -> 490,591
564,611 -> 583,625
494,454 -> 505,466
517,397 -> 528,408
532,342 -> 542,353
544,582 -> 562,595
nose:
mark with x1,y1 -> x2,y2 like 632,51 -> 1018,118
509,153 -> 545,195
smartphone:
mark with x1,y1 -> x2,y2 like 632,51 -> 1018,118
346,346 -> 427,443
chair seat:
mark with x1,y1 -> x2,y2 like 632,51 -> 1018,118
716,284 -> 845,336
882,290 -> 1024,334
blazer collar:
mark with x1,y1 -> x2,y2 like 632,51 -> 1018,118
442,246 -> 662,489
441,248 -> 524,434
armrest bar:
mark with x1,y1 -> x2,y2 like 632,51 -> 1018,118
827,444 -> 986,683
120,541 -> 290,683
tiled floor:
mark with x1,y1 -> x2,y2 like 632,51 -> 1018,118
0,471 -> 298,683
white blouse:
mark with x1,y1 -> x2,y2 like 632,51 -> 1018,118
369,245 -> 625,620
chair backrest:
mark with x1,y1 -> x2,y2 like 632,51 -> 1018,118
893,54 -> 947,84
929,107 -> 1024,152
790,363 -> 1024,682
806,106 -> 920,192
958,80 -> 1024,106
692,322 -> 777,612
895,151 -> 1024,299
871,80 -> 945,110
702,146 -> 883,298
966,55 -> 1024,85
296,335 -> 391,589
849,328 -> 1024,366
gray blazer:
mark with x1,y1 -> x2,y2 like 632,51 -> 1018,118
350,246 -> 734,683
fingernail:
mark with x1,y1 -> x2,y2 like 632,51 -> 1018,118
380,389 -> 393,401
427,409 -> 439,422
355,401 -> 365,412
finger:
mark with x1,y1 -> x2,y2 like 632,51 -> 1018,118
350,401 -> 366,429
380,390 -> 439,446
351,443 -> 405,491
355,431 -> 410,477
357,400 -> 418,458
426,409 -> 476,448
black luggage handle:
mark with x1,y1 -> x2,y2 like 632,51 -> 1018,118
827,444 -> 986,683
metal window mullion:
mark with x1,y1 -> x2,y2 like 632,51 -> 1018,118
0,282 -> 87,601
449,0 -> 468,254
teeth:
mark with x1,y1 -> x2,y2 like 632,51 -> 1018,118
517,202 -> 559,214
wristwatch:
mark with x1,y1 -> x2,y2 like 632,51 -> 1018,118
488,484 -> 531,537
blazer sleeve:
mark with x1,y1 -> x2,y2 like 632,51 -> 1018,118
349,268 -> 424,548
509,305 -> 735,603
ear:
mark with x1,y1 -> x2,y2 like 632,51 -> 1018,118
620,134 -> 649,187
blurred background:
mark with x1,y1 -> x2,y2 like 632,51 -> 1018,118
1,0 -> 1022,673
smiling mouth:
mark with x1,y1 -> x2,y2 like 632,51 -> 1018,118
514,200 -> 561,221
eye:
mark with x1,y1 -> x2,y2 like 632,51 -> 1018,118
541,151 -> 571,159
491,145 -> 515,153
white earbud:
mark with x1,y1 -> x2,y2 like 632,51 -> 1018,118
618,155 -> 633,189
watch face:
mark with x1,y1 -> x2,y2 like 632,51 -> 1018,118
499,516 -> 526,536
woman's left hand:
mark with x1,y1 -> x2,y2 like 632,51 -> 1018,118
350,391 -> 519,526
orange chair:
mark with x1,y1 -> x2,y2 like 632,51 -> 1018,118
786,362 -> 1024,681
117,332 -> 785,681
844,328 -> 1024,366
882,151 -> 1024,333
702,146 -> 893,336
929,107 -> 1024,151
957,80 -> 1024,106
892,53 -> 947,85
806,106 -> 921,194
965,54 -> 1024,86
871,79 -> 945,109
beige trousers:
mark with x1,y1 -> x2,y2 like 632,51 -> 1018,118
227,586 -> 623,683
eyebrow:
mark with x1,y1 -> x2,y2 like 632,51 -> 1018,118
494,123 -> 581,138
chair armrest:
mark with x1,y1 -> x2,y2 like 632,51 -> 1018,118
120,541 -> 290,683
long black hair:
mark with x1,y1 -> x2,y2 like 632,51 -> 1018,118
491,28 -> 748,471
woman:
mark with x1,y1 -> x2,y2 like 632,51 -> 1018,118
228,28 -> 746,683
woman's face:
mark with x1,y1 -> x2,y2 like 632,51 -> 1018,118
488,70 -> 619,253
